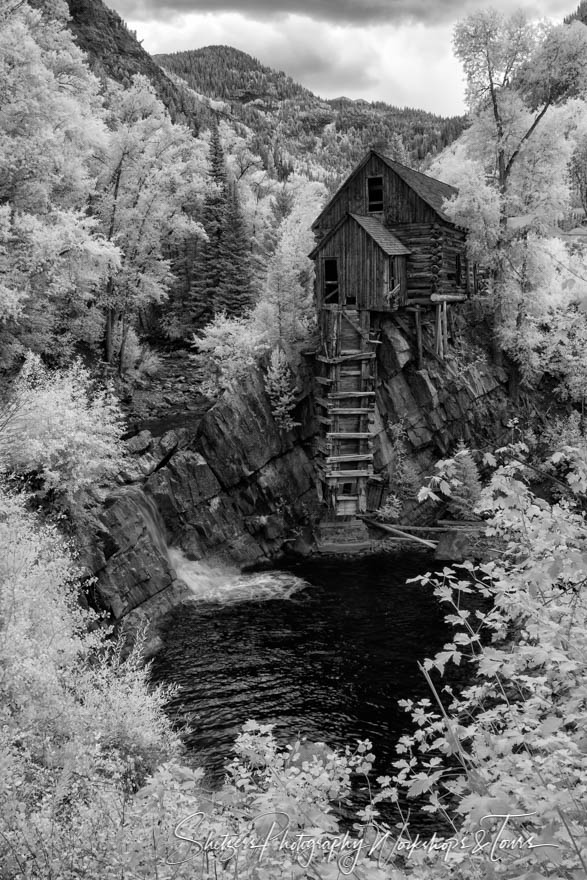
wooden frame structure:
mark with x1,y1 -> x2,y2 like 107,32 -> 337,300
310,150 -> 473,518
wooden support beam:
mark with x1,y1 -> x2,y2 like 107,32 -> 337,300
326,453 -> 374,463
325,470 -> 373,479
329,408 -> 374,415
364,518 -> 438,550
316,352 -> 376,364
329,391 -> 375,399
430,294 -> 467,303
327,432 -> 372,439
414,306 -> 423,371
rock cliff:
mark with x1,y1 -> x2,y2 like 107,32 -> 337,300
89,317 -> 508,626
91,372 -> 319,622
370,312 -> 509,511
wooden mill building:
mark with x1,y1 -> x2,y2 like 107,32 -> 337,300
310,148 -> 473,517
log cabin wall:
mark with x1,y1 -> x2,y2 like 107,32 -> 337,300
441,226 -> 469,297
390,222 -> 467,301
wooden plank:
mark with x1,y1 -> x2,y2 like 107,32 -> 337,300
341,309 -> 371,342
429,294 -> 467,303
329,408 -> 374,415
326,453 -> 374,463
325,470 -> 373,479
329,391 -> 375,399
327,432 -> 372,439
316,352 -> 376,364
315,376 -> 333,385
364,518 -> 438,550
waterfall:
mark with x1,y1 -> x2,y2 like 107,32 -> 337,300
131,491 -> 308,605
168,547 -> 308,605
139,493 -> 170,561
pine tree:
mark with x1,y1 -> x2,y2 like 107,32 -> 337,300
189,123 -> 254,325
215,181 -> 254,316
189,123 -> 228,325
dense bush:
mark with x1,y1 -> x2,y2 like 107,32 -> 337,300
0,353 -> 128,511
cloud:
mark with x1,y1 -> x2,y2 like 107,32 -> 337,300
107,0 -> 577,116
111,0 -> 575,27
120,11 -> 466,113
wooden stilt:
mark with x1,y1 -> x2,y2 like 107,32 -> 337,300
415,306 -> 423,370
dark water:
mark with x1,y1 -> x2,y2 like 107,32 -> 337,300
152,551 -> 454,798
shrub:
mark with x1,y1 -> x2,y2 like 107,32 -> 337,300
0,352 -> 128,511
265,347 -> 300,431
191,313 -> 270,397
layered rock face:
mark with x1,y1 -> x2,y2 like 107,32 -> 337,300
90,319 -> 508,623
92,373 -> 318,621
372,315 -> 508,490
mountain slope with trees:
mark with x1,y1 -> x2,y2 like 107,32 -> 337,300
33,0 -> 209,131
155,44 -> 467,179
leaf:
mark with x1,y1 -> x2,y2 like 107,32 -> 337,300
538,716 -> 562,735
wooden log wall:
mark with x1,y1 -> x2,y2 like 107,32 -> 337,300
440,226 -> 468,297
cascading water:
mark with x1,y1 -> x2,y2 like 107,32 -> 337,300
168,548 -> 307,604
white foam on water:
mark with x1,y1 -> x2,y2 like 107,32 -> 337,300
168,548 -> 309,605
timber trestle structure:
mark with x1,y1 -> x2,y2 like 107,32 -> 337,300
315,307 -> 379,516
310,149 -> 474,519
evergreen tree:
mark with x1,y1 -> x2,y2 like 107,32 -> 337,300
215,181 -> 254,316
190,123 -> 254,325
189,124 -> 228,325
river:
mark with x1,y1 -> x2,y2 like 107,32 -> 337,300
152,549 -> 454,820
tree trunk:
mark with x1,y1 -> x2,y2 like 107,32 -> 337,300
104,307 -> 120,365
118,317 -> 130,378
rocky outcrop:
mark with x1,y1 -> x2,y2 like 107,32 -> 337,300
370,314 -> 509,501
91,372 -> 319,621
89,320 -> 508,623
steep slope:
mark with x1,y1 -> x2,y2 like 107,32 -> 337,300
155,45 -> 467,175
36,0 -> 207,131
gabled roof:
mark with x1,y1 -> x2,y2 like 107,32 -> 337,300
308,212 -> 411,259
379,154 -> 457,223
311,149 -> 458,229
349,213 -> 411,255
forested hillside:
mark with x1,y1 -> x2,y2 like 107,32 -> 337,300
156,45 -> 467,179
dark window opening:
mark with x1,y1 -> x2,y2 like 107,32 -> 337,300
455,254 -> 462,287
342,482 -> 353,495
389,258 -> 397,291
346,291 -> 357,305
367,176 -> 384,213
324,258 -> 339,303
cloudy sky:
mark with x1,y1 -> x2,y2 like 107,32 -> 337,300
108,0 -> 576,115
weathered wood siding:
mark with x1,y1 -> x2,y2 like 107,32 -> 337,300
314,219 -> 408,310
440,226 -> 468,296
314,155 -> 438,236
389,222 -> 467,300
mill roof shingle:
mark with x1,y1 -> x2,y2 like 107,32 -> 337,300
349,213 -> 411,255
